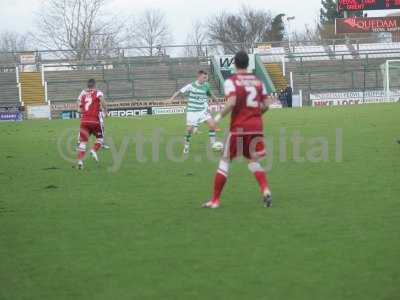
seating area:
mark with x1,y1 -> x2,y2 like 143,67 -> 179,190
357,42 -> 400,59
291,45 -> 327,61
283,58 -> 390,102
331,44 -> 352,58
44,57 -> 221,103
45,69 -> 106,102
287,57 -> 388,73
3,41 -> 400,106
255,47 -> 285,63
258,42 -> 400,63
0,71 -> 19,104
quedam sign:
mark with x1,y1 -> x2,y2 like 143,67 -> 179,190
336,17 -> 400,34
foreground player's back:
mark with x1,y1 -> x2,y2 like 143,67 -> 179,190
224,73 -> 267,133
203,50 -> 271,209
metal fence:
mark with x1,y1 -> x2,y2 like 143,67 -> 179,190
0,36 -> 396,65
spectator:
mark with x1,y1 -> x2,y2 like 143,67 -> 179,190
278,89 -> 286,107
285,85 -> 293,108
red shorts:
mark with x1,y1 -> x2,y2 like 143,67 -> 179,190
79,122 -> 103,143
224,133 -> 266,160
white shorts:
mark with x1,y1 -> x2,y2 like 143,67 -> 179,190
99,111 -> 105,124
99,112 -> 105,135
186,110 -> 212,127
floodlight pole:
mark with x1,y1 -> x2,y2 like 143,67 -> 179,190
285,16 -> 296,51
282,56 -> 286,77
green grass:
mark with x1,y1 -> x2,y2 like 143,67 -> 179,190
0,104 -> 399,300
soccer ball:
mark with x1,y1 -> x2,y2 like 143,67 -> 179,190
212,141 -> 224,152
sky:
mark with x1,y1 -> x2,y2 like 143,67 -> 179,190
0,0 -> 399,45
0,0 -> 321,42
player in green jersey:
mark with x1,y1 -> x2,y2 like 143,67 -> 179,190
170,70 -> 219,154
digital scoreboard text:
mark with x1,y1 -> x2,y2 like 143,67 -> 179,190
338,0 -> 400,11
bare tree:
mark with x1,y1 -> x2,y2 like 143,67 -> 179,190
293,23 -> 322,44
34,0 -> 123,61
128,9 -> 172,56
184,21 -> 207,57
208,6 -> 273,53
0,31 -> 29,64
0,31 -> 28,53
89,29 -> 123,59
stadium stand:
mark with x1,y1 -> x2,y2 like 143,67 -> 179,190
292,45 -> 327,61
45,69 -> 105,102
44,57 -> 221,103
1,40 -> 399,106
0,70 -> 19,104
259,42 -> 400,63
284,58 -> 390,102
357,42 -> 400,59
332,44 -> 352,59
256,41 -> 400,103
257,47 -> 285,63
322,43 -> 336,60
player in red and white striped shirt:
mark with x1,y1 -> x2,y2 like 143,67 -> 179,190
76,79 -> 107,170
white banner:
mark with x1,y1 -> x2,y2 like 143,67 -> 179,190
214,54 -> 256,74
311,90 -> 400,107
209,103 -> 225,113
27,105 -> 51,119
20,53 -> 36,64
270,102 -> 283,109
152,106 -> 186,115
108,108 -> 151,118
292,95 -> 302,108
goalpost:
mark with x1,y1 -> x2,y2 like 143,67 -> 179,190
383,60 -> 400,96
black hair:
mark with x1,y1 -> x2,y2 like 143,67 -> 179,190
234,50 -> 249,70
87,79 -> 96,89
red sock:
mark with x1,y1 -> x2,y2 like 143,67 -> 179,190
213,172 -> 227,202
77,151 -> 85,160
254,171 -> 269,193
92,143 -> 102,152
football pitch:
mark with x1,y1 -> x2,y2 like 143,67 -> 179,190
1,104 -> 399,300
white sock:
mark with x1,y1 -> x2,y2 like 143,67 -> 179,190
209,131 -> 216,144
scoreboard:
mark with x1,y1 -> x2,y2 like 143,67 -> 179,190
338,0 -> 400,11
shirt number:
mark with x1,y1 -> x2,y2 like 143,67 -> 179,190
245,86 -> 258,108
84,96 -> 93,111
